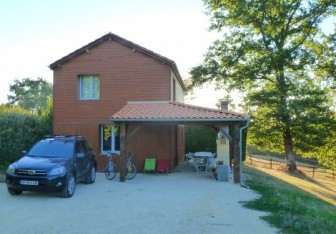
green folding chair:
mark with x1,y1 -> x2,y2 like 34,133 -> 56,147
144,158 -> 156,173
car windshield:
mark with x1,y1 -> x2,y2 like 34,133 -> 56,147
28,140 -> 74,158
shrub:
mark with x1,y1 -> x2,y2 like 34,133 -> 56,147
0,105 -> 49,165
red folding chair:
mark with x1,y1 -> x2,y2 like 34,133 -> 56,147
156,159 -> 169,174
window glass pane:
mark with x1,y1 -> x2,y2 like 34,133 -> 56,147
29,141 -> 74,158
80,75 -> 100,100
92,77 -> 100,99
101,125 -> 120,153
114,126 -> 120,151
102,125 -> 112,152
76,142 -> 84,154
80,77 -> 91,99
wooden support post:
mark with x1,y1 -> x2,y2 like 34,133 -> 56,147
270,159 -> 273,169
233,124 -> 240,183
119,122 -> 126,182
312,167 -> 315,178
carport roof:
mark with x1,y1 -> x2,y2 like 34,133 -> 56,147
110,101 -> 249,122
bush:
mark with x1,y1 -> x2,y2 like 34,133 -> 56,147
0,105 -> 51,165
185,124 -> 247,161
185,125 -> 217,153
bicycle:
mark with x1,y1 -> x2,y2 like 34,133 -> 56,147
105,152 -> 137,180
105,152 -> 118,180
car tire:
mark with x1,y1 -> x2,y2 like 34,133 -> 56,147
85,165 -> 96,184
61,173 -> 76,198
7,187 -> 22,196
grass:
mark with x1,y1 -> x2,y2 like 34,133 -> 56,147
242,164 -> 336,234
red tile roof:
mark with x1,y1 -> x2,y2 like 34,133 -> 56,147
111,101 -> 249,122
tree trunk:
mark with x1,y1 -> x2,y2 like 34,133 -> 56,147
284,129 -> 297,172
278,66 -> 297,173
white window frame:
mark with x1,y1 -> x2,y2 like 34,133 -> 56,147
100,125 -> 120,154
79,75 -> 100,100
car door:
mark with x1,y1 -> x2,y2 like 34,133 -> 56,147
81,140 -> 93,173
75,141 -> 86,178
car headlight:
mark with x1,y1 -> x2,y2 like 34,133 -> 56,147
50,167 -> 65,176
7,165 -> 15,174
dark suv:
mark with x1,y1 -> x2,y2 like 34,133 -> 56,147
6,135 -> 97,198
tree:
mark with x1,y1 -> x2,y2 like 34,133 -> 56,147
185,125 -> 217,153
7,78 -> 53,114
189,0 -> 336,171
39,96 -> 53,135
0,105 -> 45,164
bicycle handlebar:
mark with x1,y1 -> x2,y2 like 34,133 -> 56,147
107,152 -> 134,159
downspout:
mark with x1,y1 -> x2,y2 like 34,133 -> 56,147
239,119 -> 250,188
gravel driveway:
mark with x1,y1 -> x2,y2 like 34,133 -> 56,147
0,165 -> 278,234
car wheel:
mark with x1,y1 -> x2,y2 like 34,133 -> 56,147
85,165 -> 96,184
7,187 -> 22,196
61,173 -> 76,198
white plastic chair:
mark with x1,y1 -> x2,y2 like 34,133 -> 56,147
194,157 -> 206,172
206,157 -> 217,172
185,152 -> 194,164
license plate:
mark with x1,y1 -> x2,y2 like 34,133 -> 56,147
20,180 -> 39,186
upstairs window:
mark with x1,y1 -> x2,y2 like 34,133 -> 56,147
79,75 -> 100,100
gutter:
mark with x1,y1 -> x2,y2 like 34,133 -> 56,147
239,120 -> 250,188
110,118 -> 249,122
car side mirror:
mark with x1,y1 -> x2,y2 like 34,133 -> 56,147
76,152 -> 85,158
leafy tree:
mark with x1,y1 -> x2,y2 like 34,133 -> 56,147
7,77 -> 52,113
189,0 -> 336,171
40,97 -> 53,135
185,125 -> 217,153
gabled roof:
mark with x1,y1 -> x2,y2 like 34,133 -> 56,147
49,32 -> 186,91
110,101 -> 249,122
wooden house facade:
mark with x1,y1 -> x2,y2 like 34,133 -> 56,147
50,33 -> 249,182
49,33 -> 186,172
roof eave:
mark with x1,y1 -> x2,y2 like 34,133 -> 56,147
110,118 -> 250,122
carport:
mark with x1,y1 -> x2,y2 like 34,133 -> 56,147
110,101 -> 250,183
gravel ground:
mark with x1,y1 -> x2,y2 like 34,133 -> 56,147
0,164 -> 278,234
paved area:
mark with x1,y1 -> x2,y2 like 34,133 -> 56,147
0,163 -> 278,234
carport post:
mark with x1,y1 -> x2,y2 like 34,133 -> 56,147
119,122 -> 126,182
233,123 -> 241,183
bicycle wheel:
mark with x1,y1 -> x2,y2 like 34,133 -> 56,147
105,161 -> 117,180
125,163 -> 137,180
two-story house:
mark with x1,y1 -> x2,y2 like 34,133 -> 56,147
49,33 -> 249,182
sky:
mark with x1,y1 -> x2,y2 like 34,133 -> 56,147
1,1 -> 334,109
0,0 -> 224,108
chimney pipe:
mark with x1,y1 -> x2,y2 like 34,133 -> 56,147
220,100 -> 229,111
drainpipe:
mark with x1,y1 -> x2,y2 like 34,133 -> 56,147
239,120 -> 249,188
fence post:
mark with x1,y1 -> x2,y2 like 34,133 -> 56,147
312,167 -> 315,178
250,155 -> 252,165
270,159 -> 273,169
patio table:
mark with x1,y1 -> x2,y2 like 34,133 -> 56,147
193,152 -> 215,172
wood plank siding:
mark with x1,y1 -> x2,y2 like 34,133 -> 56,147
52,37 -> 185,171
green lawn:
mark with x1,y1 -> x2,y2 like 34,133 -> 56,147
242,165 -> 336,234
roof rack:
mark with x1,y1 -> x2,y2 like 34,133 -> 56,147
44,134 -> 82,139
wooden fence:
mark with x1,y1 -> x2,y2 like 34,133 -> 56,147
246,155 -> 335,181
